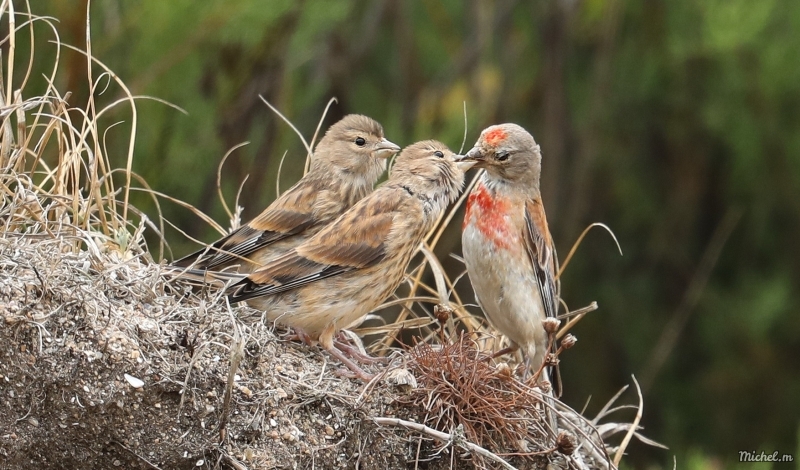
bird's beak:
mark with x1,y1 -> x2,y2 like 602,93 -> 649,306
454,146 -> 483,171
373,138 -> 401,159
455,158 -> 477,171
462,146 -> 485,162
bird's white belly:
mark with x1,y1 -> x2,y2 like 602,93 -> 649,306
462,224 -> 547,358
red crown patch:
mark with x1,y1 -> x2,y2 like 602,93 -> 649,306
484,128 -> 507,146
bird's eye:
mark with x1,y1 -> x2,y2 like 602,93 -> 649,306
355,137 -> 366,146
497,151 -> 510,161
434,151 -> 444,158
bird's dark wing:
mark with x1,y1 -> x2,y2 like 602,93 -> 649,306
524,197 -> 561,395
172,182 -> 320,269
229,188 -> 404,302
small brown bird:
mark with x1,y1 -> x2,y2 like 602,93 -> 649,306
229,141 -> 474,378
460,124 -> 560,393
173,114 -> 400,272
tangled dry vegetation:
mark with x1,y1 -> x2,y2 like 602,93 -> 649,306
0,4 -> 661,469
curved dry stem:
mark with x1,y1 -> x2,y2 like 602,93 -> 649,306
373,417 -> 519,470
95,95 -> 187,121
305,96 -> 338,175
130,187 -> 225,235
429,169 -> 482,249
458,100 -> 469,154
419,245 -> 449,305
557,301 -> 599,339
613,376 -> 643,466
354,317 -> 435,337
258,94 -> 310,156
232,175 -> 249,228
557,222 -> 623,280
216,141 -> 250,221
274,150 -> 288,199
375,296 -> 443,310
4,0 -> 15,107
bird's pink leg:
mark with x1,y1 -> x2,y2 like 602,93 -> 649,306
324,345 -> 376,381
332,341 -> 387,364
282,328 -> 314,345
485,344 -> 519,362
319,324 -> 375,381
524,354 -> 537,382
332,332 -> 389,364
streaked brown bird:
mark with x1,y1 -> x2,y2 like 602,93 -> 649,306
229,140 -> 474,378
172,114 -> 400,273
460,123 -> 560,394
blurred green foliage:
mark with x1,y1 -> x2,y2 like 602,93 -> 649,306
13,0 -> 800,467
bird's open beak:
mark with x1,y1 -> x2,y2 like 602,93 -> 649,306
454,146 -> 483,171
462,146 -> 485,162
455,158 -> 477,171
373,138 -> 401,159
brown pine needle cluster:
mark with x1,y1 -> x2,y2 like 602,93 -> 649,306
402,334 -> 554,459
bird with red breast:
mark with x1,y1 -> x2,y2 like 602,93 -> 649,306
460,123 -> 561,395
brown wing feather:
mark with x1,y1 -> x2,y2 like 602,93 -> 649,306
247,181 -> 321,233
523,198 -> 557,319
230,188 -> 404,301
172,182 -> 320,269
524,198 -> 561,395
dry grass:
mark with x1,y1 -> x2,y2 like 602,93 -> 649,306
0,2 -> 175,262
0,2 -> 661,469
403,335 -> 554,462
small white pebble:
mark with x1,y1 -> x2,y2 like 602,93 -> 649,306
123,374 -> 144,389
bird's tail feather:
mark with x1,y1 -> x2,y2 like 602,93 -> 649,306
161,265 -> 246,290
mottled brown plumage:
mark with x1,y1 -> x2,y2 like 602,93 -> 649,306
173,114 -> 399,272
230,140 -> 474,378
